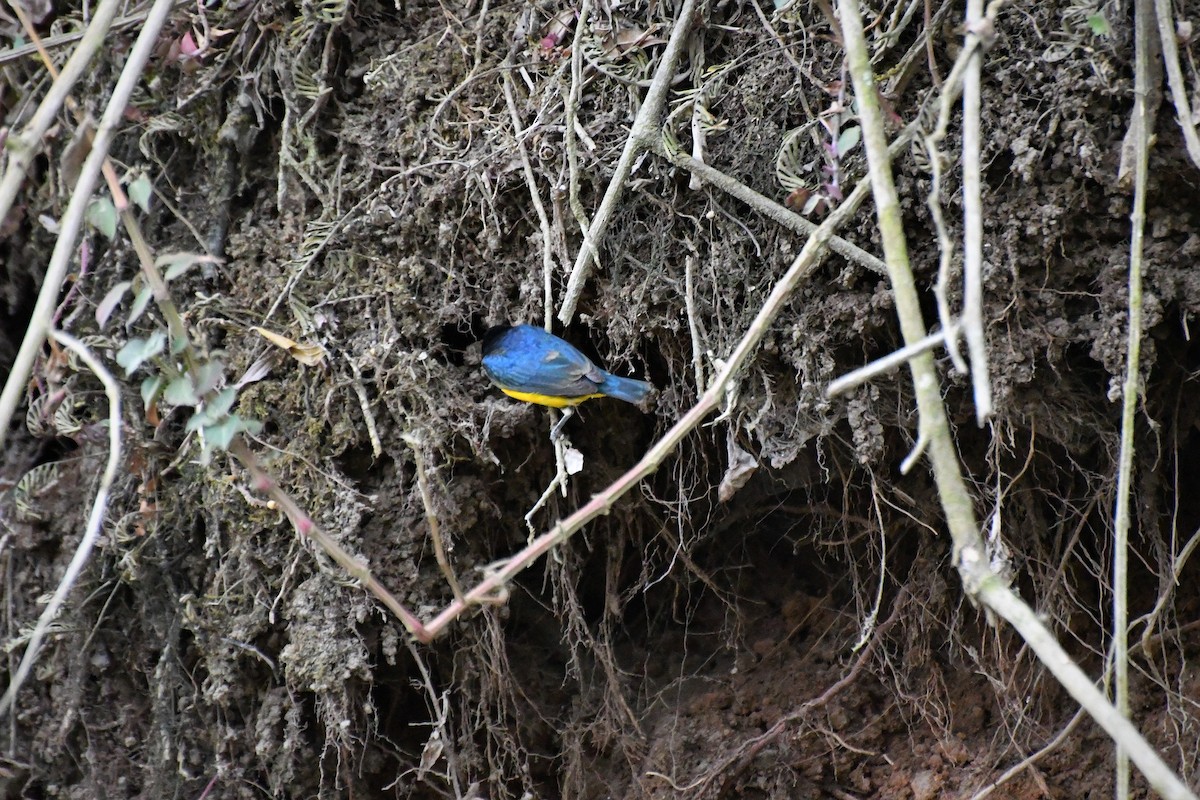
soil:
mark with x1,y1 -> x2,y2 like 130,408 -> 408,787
2,0 -> 1200,798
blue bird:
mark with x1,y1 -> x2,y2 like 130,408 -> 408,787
482,324 -> 654,436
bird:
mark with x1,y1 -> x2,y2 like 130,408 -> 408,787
481,323 -> 654,437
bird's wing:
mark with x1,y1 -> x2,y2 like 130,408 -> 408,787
484,343 -> 606,398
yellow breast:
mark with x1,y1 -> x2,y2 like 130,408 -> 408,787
500,388 -> 603,408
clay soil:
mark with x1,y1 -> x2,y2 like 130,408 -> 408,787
3,0 -> 1200,797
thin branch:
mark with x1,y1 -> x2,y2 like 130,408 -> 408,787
1113,0 -> 1155,793
229,439 -> 430,639
684,255 -> 706,392
403,433 -> 464,604
0,11 -> 156,65
500,62 -> 557,328
961,0 -> 994,423
656,145 -> 889,275
925,128 -> 970,374
564,0 -> 596,240
825,326 -> 957,398
1154,0 -> 1200,169
969,708 -> 1086,799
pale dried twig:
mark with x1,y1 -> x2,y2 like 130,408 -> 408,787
1154,0 -> 1200,170
825,326 -> 958,398
403,433 -> 464,604
960,0 -> 996,423
1112,0 -> 1155,791
0,0 -> 123,224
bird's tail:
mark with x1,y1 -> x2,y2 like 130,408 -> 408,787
598,373 -> 655,406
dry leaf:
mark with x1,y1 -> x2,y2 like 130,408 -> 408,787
251,326 -> 328,366
718,433 -> 758,502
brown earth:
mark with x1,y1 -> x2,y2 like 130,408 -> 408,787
2,0 -> 1200,798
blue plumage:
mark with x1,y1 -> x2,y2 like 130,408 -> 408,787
481,324 -> 654,408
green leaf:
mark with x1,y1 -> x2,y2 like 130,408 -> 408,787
187,385 -> 236,428
128,174 -> 153,212
128,284 -> 154,326
158,252 -> 201,283
164,375 -> 200,406
836,126 -> 861,156
1087,13 -> 1110,36
203,417 -> 241,451
205,387 -> 239,419
203,415 -> 262,452
96,280 -> 132,328
141,375 -> 165,409
116,331 -> 166,375
157,251 -> 218,283
86,197 -> 118,240
194,360 -> 226,394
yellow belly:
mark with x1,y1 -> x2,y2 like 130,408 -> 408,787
500,388 -> 602,408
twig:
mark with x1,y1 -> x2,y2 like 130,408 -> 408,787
920,1 -> 1005,413
850,481 -> 888,652
923,0 -> 942,86
882,0 -> 955,98
657,145 -> 889,275
687,37 -> 707,191
0,331 -> 121,717
0,11 -> 157,65
969,707 -> 1085,800
347,361 -> 384,459
825,326 -> 957,398
403,433 -> 464,603
229,439 -> 430,639
961,0 -> 995,423
1154,0 -> 1200,170
1135,524 -> 1200,652
1113,0 -> 1154,793
500,62 -> 557,328
557,0 -> 700,323
524,469 -> 564,537
563,0 -> 596,250
684,255 -> 706,393
925,128 -> 970,375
